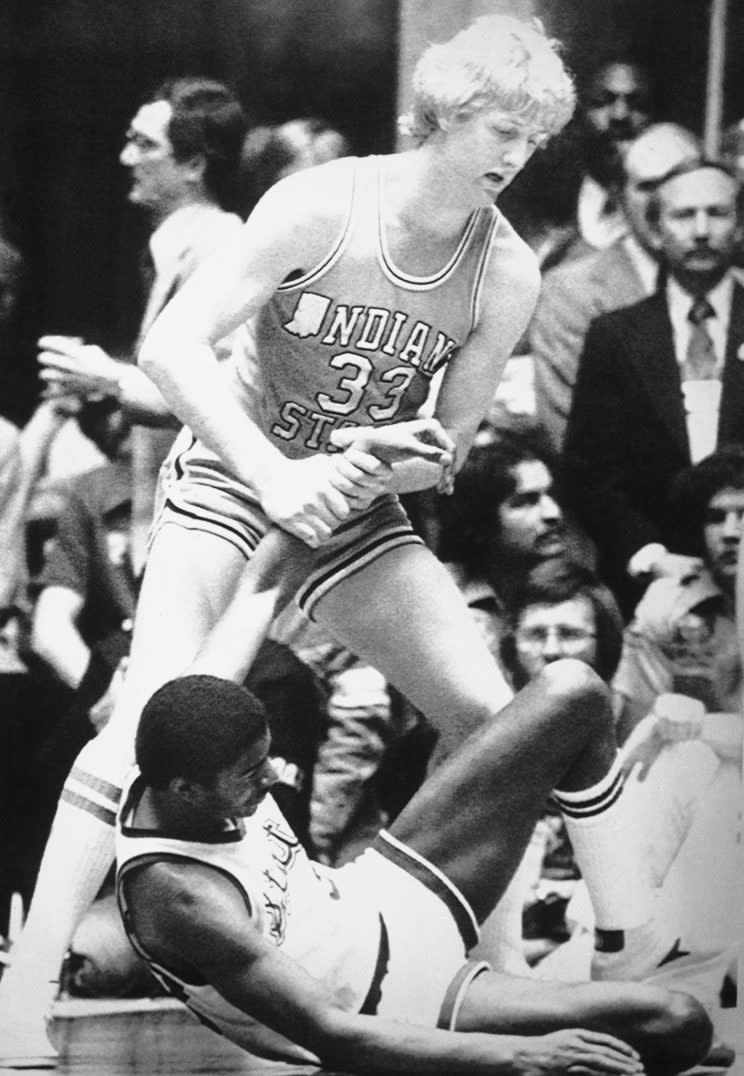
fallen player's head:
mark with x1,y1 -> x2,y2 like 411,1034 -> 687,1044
136,674 -> 276,816
403,14 -> 575,146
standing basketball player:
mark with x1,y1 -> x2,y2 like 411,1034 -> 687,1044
2,16 -> 686,1068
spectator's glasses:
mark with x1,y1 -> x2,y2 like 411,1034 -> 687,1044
516,626 -> 597,647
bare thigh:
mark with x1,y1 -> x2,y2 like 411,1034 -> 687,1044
313,542 -> 512,759
103,523 -> 248,749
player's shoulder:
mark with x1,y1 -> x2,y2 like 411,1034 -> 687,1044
481,209 -> 541,303
254,156 -> 358,239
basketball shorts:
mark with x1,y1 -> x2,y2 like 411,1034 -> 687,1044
151,428 -> 424,621
340,830 -> 489,1030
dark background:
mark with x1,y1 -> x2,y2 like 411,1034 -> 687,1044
1,0 -> 743,418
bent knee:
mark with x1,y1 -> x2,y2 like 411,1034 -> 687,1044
539,659 -> 610,721
641,988 -> 713,1072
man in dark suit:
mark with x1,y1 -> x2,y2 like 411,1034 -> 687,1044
531,122 -> 700,457
563,157 -> 744,614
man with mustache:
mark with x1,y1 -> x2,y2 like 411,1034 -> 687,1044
563,157 -> 744,616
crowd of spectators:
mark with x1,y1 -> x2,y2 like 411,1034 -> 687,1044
0,54 -> 740,1045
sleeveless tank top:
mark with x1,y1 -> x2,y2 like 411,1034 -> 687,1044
235,155 -> 499,459
116,772 -> 381,1064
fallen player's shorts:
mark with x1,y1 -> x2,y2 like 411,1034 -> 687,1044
340,830 -> 490,1030
151,428 -> 424,621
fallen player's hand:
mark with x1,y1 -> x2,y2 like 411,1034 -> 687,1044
330,418 -> 457,494
652,692 -> 705,743
515,1029 -> 644,1074
38,335 -> 121,401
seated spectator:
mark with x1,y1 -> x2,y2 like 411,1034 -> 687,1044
611,448 -> 741,967
615,445 -> 744,738
531,122 -> 700,457
563,156 -> 744,616
496,559 -> 736,1043
439,430 -> 593,657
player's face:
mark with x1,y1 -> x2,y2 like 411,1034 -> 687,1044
206,732 -> 278,818
444,108 -> 549,204
657,168 -> 739,288
119,101 -> 194,213
496,460 -> 566,560
514,596 -> 598,681
703,486 -> 744,590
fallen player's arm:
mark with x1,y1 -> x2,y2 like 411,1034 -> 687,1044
125,861 -> 642,1075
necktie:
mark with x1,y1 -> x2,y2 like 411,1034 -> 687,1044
682,295 -> 717,381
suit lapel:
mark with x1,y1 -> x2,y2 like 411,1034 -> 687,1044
626,293 -> 689,453
719,282 -> 744,443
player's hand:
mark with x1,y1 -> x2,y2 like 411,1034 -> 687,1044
619,723 -> 665,782
652,692 -> 704,743
38,335 -> 121,401
650,550 -> 704,582
330,418 -> 457,494
514,1029 -> 644,1073
258,454 -> 362,547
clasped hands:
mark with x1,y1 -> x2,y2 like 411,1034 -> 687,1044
259,418 -> 456,547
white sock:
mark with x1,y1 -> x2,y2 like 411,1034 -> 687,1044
0,731 -> 132,1017
554,754 -> 654,931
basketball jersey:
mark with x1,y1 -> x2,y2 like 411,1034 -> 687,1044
115,772 -> 381,1064
235,155 -> 499,460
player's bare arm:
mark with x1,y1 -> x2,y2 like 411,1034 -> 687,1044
433,226 -> 541,475
125,862 -> 643,1076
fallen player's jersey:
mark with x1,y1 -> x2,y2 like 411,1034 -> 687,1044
235,154 -> 500,459
115,771 -> 381,1064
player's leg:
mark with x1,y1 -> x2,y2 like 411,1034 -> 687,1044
313,545 -> 675,973
455,969 -> 712,1076
0,525 -> 303,1066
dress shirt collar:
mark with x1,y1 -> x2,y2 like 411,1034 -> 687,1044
577,175 -> 628,250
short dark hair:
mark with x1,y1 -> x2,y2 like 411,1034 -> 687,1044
437,429 -> 554,574
136,674 -> 268,789
501,558 -> 624,687
670,445 -> 744,557
148,78 -> 247,209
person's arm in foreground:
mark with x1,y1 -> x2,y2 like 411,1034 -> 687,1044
127,859 -> 643,1075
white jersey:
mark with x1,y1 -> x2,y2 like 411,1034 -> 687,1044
235,154 -> 500,460
115,771 -> 382,1065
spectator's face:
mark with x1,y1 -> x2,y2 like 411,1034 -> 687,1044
119,100 -> 195,214
703,486 -> 744,590
496,460 -> 566,560
194,730 -> 278,819
582,63 -> 651,182
657,168 -> 739,288
514,596 -> 598,681
622,128 -> 699,253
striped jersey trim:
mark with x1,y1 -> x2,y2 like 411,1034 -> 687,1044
297,527 -> 423,620
377,171 -> 480,290
469,208 -> 500,331
276,159 -> 358,292
372,829 -> 479,951
438,959 -> 490,1030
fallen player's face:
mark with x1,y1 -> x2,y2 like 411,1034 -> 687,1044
514,596 -> 598,681
205,732 -> 278,818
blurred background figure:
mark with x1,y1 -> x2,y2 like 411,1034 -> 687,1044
239,116 -> 350,214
